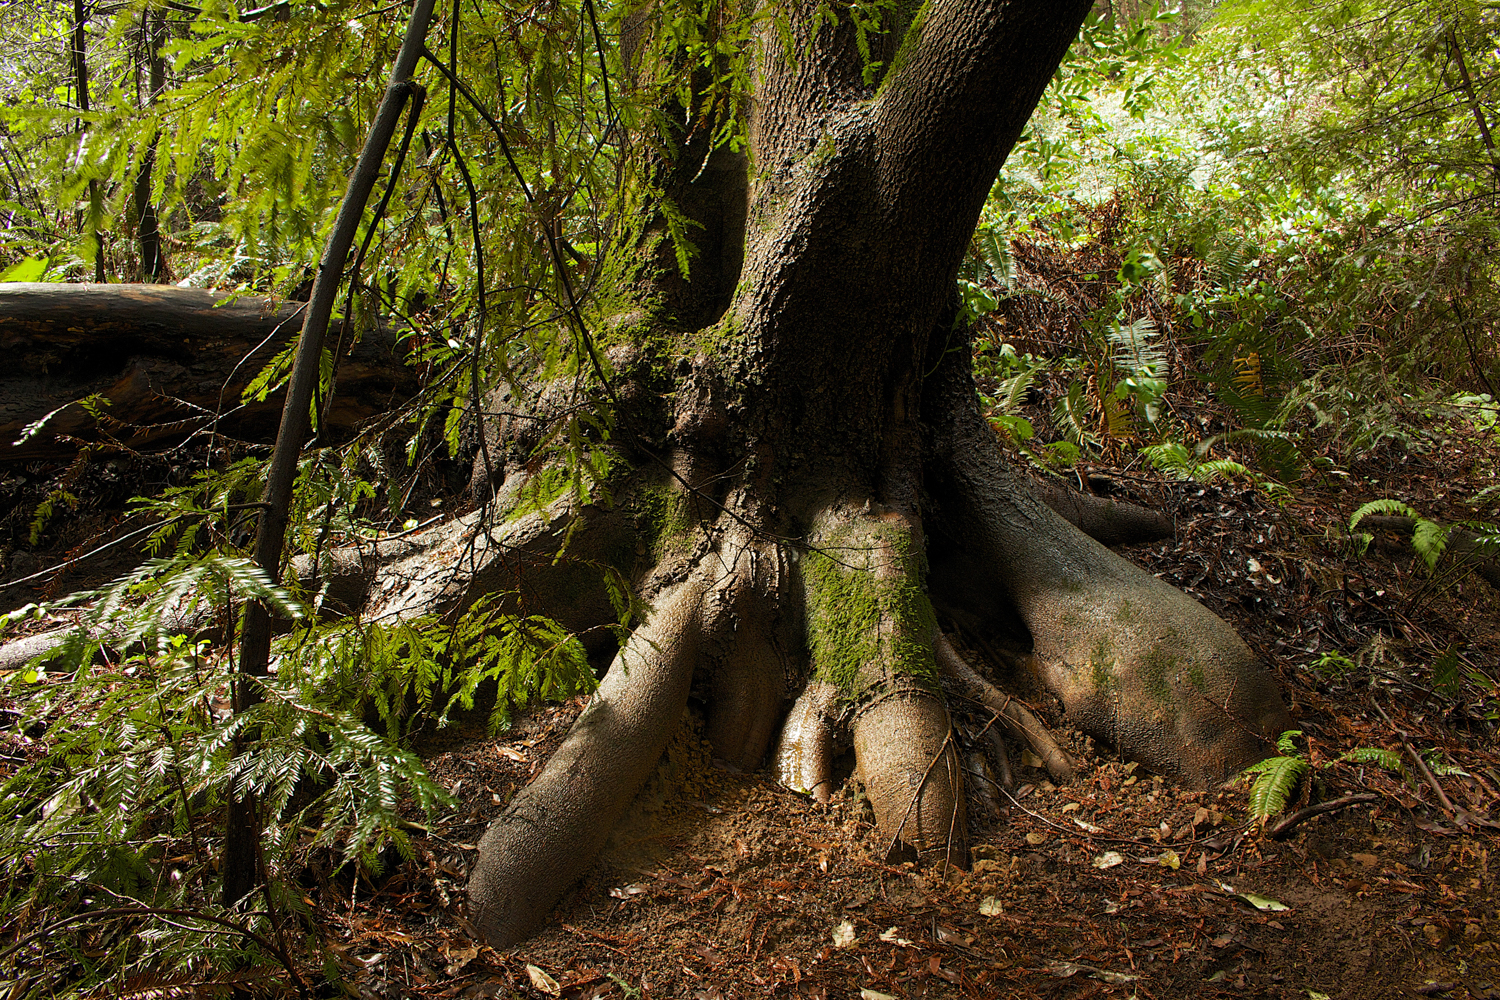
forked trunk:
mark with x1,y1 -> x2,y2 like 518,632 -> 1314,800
460,0 -> 1288,949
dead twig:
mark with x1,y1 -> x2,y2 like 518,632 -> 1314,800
1268,792 -> 1380,840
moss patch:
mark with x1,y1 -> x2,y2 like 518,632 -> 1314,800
803,525 -> 938,698
635,483 -> 694,561
1089,637 -> 1118,694
1139,644 -> 1179,706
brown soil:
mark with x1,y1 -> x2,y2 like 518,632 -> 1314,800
324,421 -> 1500,1000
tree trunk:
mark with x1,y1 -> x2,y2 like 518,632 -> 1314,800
0,0 -> 1296,952
466,0 -> 1291,948
71,0 -> 105,283
0,283 -> 418,460
133,5 -> 167,282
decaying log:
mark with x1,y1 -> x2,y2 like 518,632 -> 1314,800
1357,514 -> 1500,592
0,283 -> 418,460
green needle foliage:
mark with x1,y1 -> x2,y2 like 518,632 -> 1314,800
0,556 -> 458,997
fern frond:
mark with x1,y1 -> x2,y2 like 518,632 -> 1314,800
1334,747 -> 1404,774
1244,755 -> 1309,820
1349,498 -> 1419,530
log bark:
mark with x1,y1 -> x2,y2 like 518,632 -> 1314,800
0,283 -> 417,460
1357,514 -> 1500,592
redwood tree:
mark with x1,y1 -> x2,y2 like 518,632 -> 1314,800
0,0 -> 1295,952
283,0 -> 1294,948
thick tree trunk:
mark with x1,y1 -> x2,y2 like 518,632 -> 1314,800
0,283 -> 417,460
454,0 -> 1290,950
0,0 -> 1296,954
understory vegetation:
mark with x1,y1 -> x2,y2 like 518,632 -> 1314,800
2,0 -> 1499,995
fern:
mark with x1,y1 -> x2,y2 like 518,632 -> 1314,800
1244,730 -> 1405,823
1349,499 -> 1451,572
1244,753 -> 1310,821
1336,747 -> 1404,775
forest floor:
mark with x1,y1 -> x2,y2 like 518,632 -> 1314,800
303,413 -> 1500,1000
4,375 -> 1500,1000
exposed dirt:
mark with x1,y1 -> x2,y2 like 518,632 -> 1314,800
315,418 -> 1500,1000
5,347 -> 1500,1000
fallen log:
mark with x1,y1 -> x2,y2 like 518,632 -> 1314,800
1357,514 -> 1500,592
0,282 -> 418,460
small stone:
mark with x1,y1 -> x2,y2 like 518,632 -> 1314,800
1351,853 -> 1379,868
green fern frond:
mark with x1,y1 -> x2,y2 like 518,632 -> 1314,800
1348,498 -> 1419,530
1334,747 -> 1404,774
1244,754 -> 1309,820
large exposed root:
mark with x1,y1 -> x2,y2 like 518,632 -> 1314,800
466,526 -> 776,948
466,572 -> 712,948
285,486 -> 639,655
703,565 -> 787,772
923,336 -> 1293,786
854,692 -> 966,865
774,680 -> 841,801
795,504 -> 966,864
1030,478 -> 1174,547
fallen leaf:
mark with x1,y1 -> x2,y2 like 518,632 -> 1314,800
860,990 -> 896,1000
934,923 -> 972,946
609,884 -> 648,899
1093,851 -> 1125,869
979,896 -> 1004,916
442,945 -> 478,976
526,964 -> 561,995
832,920 -> 857,949
1073,817 -> 1103,834
1157,849 -> 1181,870
1236,890 -> 1289,912
879,927 -> 914,947
1025,831 -> 1048,846
1046,960 -> 1138,985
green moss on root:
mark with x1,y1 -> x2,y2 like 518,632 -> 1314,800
803,525 -> 939,699
635,483 -> 694,561
1140,644 -> 1179,706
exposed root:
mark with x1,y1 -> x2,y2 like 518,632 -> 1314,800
967,750 -> 1004,818
983,726 -> 1014,789
861,705 -> 966,865
934,632 -> 1074,784
774,680 -> 841,802
466,571 -> 712,949
285,487 -> 639,659
1030,478 -> 1173,547
797,504 -> 966,864
704,566 -> 787,773
923,329 -> 1293,786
